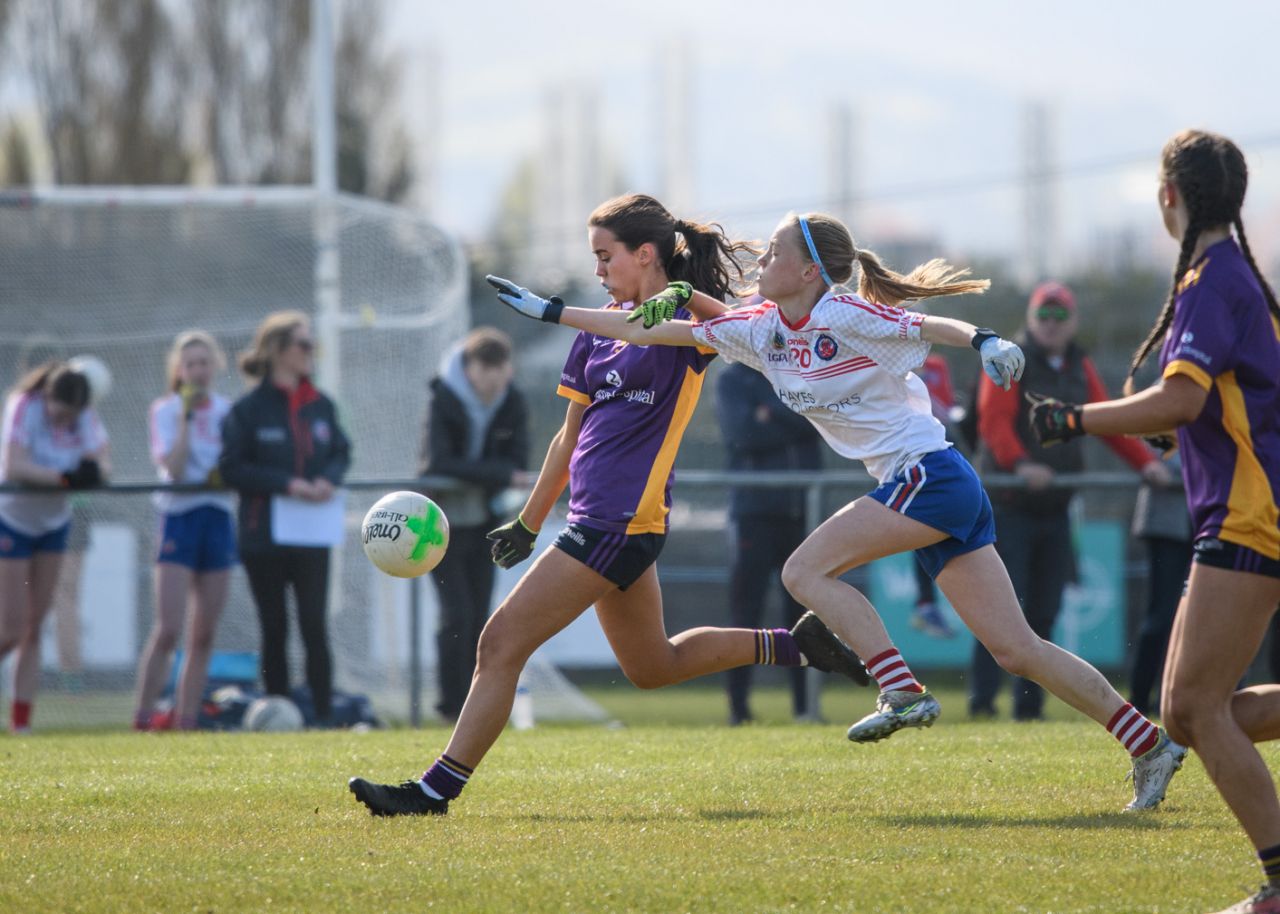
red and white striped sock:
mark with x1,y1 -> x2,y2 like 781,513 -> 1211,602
1107,702 -> 1160,758
866,649 -> 925,694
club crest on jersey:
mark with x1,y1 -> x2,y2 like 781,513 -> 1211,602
771,331 -> 786,351
312,419 -> 331,444
815,334 -> 839,361
605,370 -> 624,388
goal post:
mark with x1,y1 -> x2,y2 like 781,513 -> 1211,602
0,186 -> 610,729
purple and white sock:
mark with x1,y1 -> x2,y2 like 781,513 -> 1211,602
420,754 -> 473,801
755,628 -> 804,667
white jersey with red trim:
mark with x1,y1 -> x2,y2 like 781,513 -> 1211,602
0,391 -> 108,535
692,291 -> 948,482
149,392 -> 235,516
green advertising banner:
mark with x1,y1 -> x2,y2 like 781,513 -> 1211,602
866,520 -> 1126,668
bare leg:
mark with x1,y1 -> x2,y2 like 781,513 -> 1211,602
0,557 -> 30,659
135,563 -> 192,718
1162,564 -> 1280,850
440,547 -> 614,769
52,551 -> 83,673
779,497 -> 946,660
12,551 -> 64,703
174,569 -> 230,725
1233,685 -> 1280,743
594,565 -> 759,689
936,545 -> 1130,725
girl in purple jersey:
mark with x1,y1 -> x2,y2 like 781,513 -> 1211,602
1030,130 -> 1280,914
349,194 -> 868,817
494,208 -> 1186,813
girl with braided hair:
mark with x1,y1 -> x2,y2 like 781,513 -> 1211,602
1030,130 -> 1280,914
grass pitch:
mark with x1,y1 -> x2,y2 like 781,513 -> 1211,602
0,683 -> 1268,913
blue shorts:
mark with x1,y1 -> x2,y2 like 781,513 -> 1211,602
157,505 -> 237,572
868,447 -> 996,579
0,516 -> 70,559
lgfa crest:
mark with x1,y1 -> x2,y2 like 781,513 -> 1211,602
771,331 -> 786,350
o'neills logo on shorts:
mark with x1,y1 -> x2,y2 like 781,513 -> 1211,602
563,526 -> 587,546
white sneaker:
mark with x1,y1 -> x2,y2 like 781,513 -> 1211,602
847,689 -> 941,743
1209,884 -> 1280,913
1125,731 -> 1187,811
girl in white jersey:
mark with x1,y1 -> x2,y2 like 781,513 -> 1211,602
133,332 -> 236,731
0,361 -> 110,733
495,211 -> 1185,810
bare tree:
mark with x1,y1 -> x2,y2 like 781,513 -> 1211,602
0,0 -> 415,198
192,0 -> 311,185
10,0 -> 191,183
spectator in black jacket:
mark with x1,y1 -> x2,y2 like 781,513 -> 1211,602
715,360 -> 823,725
219,311 -> 350,724
418,328 -> 529,721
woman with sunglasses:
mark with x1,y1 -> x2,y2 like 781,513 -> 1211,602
492,210 -> 1186,811
219,311 -> 350,726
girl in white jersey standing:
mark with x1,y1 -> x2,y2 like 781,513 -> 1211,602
0,362 -> 109,733
133,331 -> 236,731
493,210 -> 1185,810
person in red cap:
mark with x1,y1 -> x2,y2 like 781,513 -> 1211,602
969,280 -> 1172,719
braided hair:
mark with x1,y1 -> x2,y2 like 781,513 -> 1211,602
1128,130 -> 1280,384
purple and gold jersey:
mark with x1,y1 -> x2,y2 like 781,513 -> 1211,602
1160,238 -> 1280,558
556,304 -> 716,534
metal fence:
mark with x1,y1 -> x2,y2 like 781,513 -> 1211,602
0,469 -> 1171,727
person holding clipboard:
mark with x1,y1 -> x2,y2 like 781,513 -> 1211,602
219,311 -> 350,726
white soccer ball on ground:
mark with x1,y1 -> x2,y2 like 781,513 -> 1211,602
361,490 -> 450,578
68,354 -> 112,404
242,695 -> 305,732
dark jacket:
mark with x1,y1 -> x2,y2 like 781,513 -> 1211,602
219,377 -> 351,552
976,330 -> 1151,513
417,378 -> 529,528
715,362 -> 823,521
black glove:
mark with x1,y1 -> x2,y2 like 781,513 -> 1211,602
1143,434 -> 1176,454
61,458 -> 103,490
1026,392 -> 1084,447
486,515 -> 539,569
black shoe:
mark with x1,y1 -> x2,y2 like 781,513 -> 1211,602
790,612 -> 870,686
348,777 -> 448,817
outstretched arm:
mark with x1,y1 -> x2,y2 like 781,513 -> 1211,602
920,315 -> 1025,391
561,307 -> 699,347
487,274 -> 700,347
1080,375 -> 1207,437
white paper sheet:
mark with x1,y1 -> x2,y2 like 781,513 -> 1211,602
271,491 -> 347,547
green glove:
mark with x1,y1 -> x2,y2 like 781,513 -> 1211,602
625,281 -> 693,329
486,515 -> 539,569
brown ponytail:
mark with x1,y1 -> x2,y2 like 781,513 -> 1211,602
11,360 -> 90,409
787,213 -> 988,306
588,194 -> 758,301
238,311 -> 309,380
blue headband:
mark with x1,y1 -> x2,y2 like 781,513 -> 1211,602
797,215 -> 834,287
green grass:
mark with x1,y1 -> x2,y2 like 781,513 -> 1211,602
0,683 -> 1270,913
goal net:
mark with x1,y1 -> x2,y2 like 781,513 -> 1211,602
0,187 -> 608,730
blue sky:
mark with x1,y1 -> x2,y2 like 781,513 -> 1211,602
392,0 -> 1280,270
